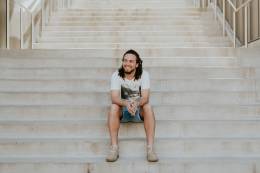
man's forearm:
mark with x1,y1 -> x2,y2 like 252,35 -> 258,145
112,98 -> 128,107
139,97 -> 149,107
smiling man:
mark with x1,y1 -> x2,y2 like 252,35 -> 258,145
106,49 -> 158,162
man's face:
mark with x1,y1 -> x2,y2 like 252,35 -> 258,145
122,53 -> 138,74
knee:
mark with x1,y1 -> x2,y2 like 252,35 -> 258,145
109,104 -> 121,115
141,103 -> 153,114
141,103 -> 153,113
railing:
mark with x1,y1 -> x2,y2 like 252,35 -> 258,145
223,0 -> 253,47
195,0 -> 254,48
15,2 -> 34,49
193,0 -> 211,8
8,0 -> 58,49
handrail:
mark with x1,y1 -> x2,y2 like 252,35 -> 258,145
194,0 -> 253,48
226,0 -> 236,11
14,1 -> 34,49
222,0 -> 253,47
236,0 -> 252,12
10,0 -> 57,49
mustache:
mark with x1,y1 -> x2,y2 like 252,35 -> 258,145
124,69 -> 135,74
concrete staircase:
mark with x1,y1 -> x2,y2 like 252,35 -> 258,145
1,0 -> 260,173
34,0 -> 231,49
0,48 -> 260,172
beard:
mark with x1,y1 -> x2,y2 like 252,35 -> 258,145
124,69 -> 135,75
123,67 -> 135,75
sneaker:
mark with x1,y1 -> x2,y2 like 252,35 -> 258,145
106,145 -> 119,162
147,146 -> 159,162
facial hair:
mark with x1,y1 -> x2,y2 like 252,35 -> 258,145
124,68 -> 135,75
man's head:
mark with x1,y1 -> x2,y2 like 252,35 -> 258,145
118,49 -> 143,80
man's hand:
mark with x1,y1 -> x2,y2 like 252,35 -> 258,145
126,100 -> 137,116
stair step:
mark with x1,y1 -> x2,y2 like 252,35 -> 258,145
0,57 -> 237,68
0,48 -> 236,58
0,158 -> 256,173
0,91 -> 256,106
66,3 -> 194,8
33,42 -> 232,49
48,16 -> 206,22
42,25 -> 221,31
38,36 -> 230,43
3,101 -> 260,119
0,67 -> 253,79
53,11 -> 203,17
0,138 -> 259,157
0,79 -> 255,92
46,21 -> 219,27
0,120 -> 259,138
0,104 -> 259,121
41,31 -> 224,37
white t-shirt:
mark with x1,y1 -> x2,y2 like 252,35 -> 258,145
110,70 -> 150,100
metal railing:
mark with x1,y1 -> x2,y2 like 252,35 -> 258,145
195,0 -> 254,48
15,2 -> 34,49
8,0 -> 57,49
222,0 -> 253,47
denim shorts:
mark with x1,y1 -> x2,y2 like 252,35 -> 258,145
120,107 -> 144,123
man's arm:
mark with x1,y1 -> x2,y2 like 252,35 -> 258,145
139,89 -> 150,107
111,90 -> 127,107
111,90 -> 136,115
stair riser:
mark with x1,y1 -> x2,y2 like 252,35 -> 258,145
0,162 -> 254,173
1,139 -> 260,157
38,37 -> 230,43
48,16 -> 213,23
0,57 -> 237,68
0,68 -> 253,79
66,4 -> 194,8
0,121 -> 259,138
0,92 -> 256,105
0,105 -> 259,121
42,25 -> 220,31
33,43 -> 232,49
0,48 -> 236,58
0,79 -> 254,92
41,31 -> 224,37
52,12 -> 202,17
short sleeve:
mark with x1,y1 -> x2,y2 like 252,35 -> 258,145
141,71 -> 150,90
110,72 -> 121,90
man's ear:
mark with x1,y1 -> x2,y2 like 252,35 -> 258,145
136,63 -> 139,68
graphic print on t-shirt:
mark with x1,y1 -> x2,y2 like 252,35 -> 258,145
121,84 -> 141,100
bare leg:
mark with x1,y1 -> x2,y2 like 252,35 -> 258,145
140,103 -> 156,146
107,104 -> 121,146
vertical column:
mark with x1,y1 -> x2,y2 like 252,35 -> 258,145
233,11 -> 236,48
42,0 -> 45,26
214,0 -> 217,20
20,8 -> 23,49
259,0 -> 260,40
223,0 -> 226,36
0,0 -> 7,48
244,5 -> 248,47
7,0 -> 10,49
31,12 -> 34,48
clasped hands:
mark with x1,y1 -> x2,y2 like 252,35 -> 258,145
126,99 -> 139,116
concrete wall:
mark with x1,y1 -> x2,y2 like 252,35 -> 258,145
0,0 -> 7,49
9,0 -> 21,49
238,48 -> 260,101
249,39 -> 260,47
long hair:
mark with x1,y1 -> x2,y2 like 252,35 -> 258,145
118,49 -> 143,80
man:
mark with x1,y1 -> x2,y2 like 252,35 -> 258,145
106,49 -> 158,162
